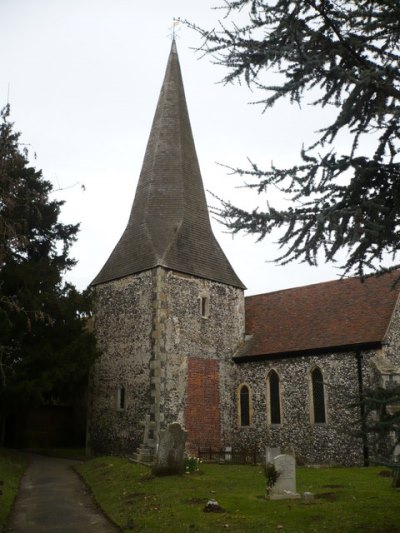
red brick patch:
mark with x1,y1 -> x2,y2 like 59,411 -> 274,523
185,358 -> 221,449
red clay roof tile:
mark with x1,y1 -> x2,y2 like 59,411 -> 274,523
244,271 -> 400,357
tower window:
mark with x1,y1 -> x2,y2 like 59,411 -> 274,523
268,370 -> 281,425
117,386 -> 126,410
311,368 -> 326,423
200,296 -> 209,318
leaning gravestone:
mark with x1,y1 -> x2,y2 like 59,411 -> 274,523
152,423 -> 188,476
269,454 -> 300,500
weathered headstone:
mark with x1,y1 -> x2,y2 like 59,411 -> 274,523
393,443 -> 400,462
203,499 -> 225,513
269,454 -> 300,500
224,446 -> 232,463
302,491 -> 315,504
265,446 -> 281,464
152,423 -> 187,476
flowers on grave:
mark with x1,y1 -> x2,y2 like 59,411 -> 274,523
183,454 -> 201,473
264,462 -> 280,495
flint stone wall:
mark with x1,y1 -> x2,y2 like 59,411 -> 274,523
160,270 -> 244,448
87,264 -> 400,463
378,299 -> 400,373
230,320 -> 400,466
87,271 -> 154,455
87,267 -> 245,455
228,295 -> 400,466
231,352 -> 366,465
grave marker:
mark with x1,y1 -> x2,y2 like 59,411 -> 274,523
152,423 -> 187,476
269,454 -> 300,500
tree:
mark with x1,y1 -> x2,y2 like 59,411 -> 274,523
0,105 -> 97,443
187,0 -> 400,278
360,384 -> 400,486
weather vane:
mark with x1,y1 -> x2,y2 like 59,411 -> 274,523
169,18 -> 181,41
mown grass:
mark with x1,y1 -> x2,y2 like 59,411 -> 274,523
76,458 -> 400,532
0,448 -> 29,529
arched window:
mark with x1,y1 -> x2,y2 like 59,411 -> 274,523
311,368 -> 326,423
239,384 -> 251,426
268,370 -> 281,424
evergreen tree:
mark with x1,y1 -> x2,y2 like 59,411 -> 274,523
0,105 -> 96,441
188,0 -> 400,277
360,384 -> 400,486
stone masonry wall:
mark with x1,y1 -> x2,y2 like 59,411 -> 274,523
87,271 -> 154,455
380,294 -> 400,371
231,351 -> 369,465
160,270 -> 245,448
228,297 -> 400,466
87,267 -> 245,455
88,264 -> 400,463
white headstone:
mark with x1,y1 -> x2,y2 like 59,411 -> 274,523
224,446 -> 232,463
269,454 -> 300,500
265,446 -> 281,464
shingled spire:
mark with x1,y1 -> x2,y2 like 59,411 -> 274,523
92,40 -> 244,289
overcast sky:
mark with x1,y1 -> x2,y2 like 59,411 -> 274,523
1,0 -> 348,295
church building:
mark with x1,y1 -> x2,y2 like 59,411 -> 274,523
87,41 -> 400,466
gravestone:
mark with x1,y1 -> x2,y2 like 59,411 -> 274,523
302,491 -> 315,504
203,499 -> 225,513
224,446 -> 232,463
152,423 -> 187,476
393,443 -> 400,462
269,454 -> 300,500
265,446 -> 281,464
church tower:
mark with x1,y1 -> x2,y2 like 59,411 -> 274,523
87,41 -> 245,456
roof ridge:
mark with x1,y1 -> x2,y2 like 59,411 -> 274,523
245,273 -> 388,299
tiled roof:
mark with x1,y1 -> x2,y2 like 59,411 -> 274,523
242,271 -> 400,359
91,41 -> 244,289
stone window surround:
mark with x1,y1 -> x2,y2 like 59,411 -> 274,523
200,293 -> 210,319
116,386 -> 126,411
266,368 -> 282,426
308,366 -> 328,425
237,382 -> 253,428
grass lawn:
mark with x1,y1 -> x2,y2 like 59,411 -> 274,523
0,448 -> 29,529
76,458 -> 400,532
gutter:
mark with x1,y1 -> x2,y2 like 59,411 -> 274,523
233,341 -> 382,363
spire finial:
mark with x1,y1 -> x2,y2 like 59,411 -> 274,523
91,29 -> 245,290
170,18 -> 181,42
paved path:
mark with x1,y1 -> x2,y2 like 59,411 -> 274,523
7,454 -> 119,533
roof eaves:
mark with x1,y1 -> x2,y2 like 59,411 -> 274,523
92,264 -> 246,289
233,340 -> 383,363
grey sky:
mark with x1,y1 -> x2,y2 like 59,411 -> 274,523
1,0 -> 345,295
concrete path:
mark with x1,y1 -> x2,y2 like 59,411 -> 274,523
7,454 -> 120,533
